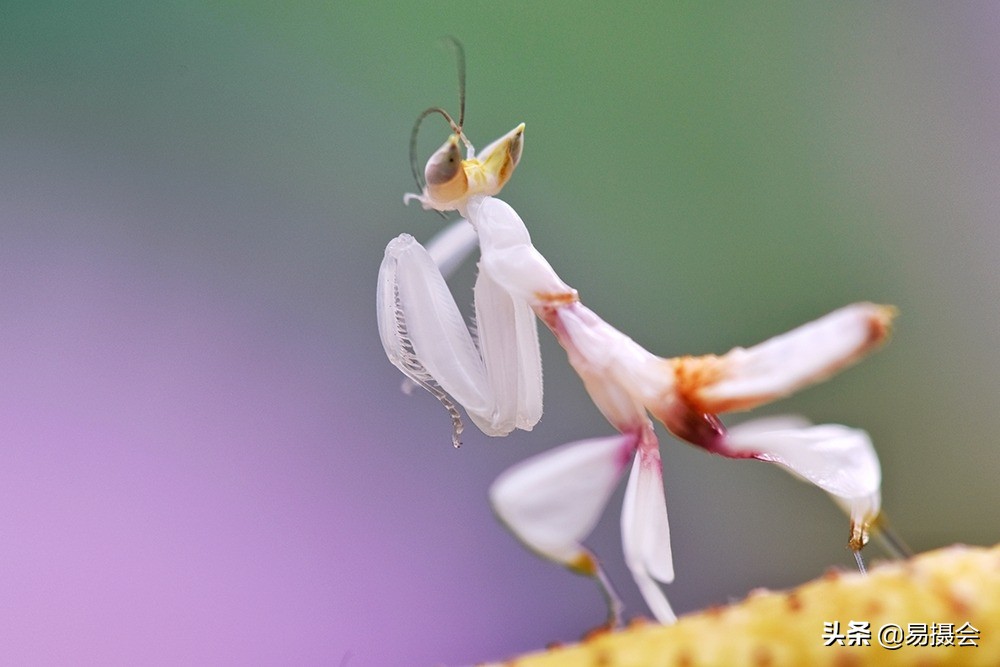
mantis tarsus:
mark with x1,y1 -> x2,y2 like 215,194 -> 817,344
377,43 -> 908,624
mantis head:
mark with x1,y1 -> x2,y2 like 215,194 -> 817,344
403,38 -> 525,215
415,123 -> 525,214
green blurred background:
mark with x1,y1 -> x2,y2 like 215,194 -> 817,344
2,2 -> 998,665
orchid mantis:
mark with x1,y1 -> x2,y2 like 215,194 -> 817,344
378,45 -> 906,624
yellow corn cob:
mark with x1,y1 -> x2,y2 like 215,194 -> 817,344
485,543 -> 1000,667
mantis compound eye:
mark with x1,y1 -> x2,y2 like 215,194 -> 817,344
425,135 -> 468,203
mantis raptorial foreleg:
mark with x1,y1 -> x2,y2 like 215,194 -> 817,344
377,230 -> 541,444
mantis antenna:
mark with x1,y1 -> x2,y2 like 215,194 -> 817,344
408,36 -> 474,195
444,35 -> 467,130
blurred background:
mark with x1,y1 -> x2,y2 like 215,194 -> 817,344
2,2 -> 998,665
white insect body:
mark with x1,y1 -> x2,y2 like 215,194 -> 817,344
378,53 -> 900,623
